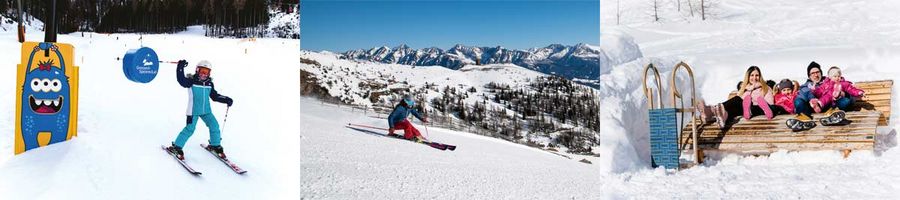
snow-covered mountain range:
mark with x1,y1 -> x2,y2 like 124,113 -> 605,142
341,43 -> 607,80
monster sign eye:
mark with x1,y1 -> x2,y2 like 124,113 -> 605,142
30,78 -> 41,92
50,79 -> 62,92
41,79 -> 52,92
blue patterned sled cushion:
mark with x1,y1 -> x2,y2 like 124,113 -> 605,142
649,108 -> 679,169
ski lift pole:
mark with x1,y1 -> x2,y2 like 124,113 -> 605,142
16,0 -> 24,42
45,0 -> 57,43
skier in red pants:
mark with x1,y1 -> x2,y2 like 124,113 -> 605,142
387,95 -> 428,142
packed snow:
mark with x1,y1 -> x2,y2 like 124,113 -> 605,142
0,27 -> 300,198
299,97 -> 608,199
595,0 -> 900,197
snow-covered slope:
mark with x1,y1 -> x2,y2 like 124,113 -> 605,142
302,50 -> 551,106
300,50 -> 602,152
299,97 -> 605,199
597,0 -> 900,175
0,28 -> 300,199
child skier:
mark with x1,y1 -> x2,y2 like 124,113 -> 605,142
388,95 -> 429,142
166,60 -> 233,160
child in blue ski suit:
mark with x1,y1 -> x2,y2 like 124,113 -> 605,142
166,60 -> 233,159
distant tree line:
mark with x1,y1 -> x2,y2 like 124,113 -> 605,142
0,0 -> 298,38
427,76 -> 601,154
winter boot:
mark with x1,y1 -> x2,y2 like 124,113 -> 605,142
713,103 -> 729,130
695,99 -> 715,124
757,96 -> 774,120
386,133 -> 402,138
786,113 -> 816,132
206,144 -> 226,159
167,143 -> 185,160
742,95 -> 753,120
819,108 -> 847,126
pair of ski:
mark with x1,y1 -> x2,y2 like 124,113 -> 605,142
346,123 -> 457,151
384,132 -> 457,151
161,144 -> 247,175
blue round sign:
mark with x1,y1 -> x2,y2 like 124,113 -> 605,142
122,47 -> 160,83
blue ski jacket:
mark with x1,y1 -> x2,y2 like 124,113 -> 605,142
388,103 -> 425,129
176,62 -> 232,116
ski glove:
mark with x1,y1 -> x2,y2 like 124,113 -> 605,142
223,97 -> 234,107
177,60 -> 189,69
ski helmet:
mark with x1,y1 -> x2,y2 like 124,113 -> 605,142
197,60 -> 212,69
402,95 -> 415,107
196,60 -> 212,76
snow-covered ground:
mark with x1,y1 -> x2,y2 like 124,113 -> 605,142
0,27 -> 300,198
299,97 -> 609,199
594,0 -> 900,197
300,50 -> 559,106
301,95 -> 900,199
298,0 -> 900,198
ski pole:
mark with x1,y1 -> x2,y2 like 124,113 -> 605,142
423,121 -> 431,141
221,107 -> 230,134
114,56 -> 179,64
347,123 -> 389,131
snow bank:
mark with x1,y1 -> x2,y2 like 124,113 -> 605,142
598,29 -> 643,75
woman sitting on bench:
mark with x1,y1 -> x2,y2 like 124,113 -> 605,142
697,66 -> 788,129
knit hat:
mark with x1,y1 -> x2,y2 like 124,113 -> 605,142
807,61 -> 821,77
776,79 -> 794,91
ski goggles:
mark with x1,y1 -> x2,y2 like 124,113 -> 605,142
196,66 -> 211,76
404,98 -> 415,107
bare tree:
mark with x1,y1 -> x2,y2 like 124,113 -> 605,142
652,0 -> 660,22
701,0 -> 706,20
676,0 -> 681,12
616,0 -> 621,25
687,0 -> 695,17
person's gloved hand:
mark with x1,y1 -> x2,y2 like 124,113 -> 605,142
177,60 -> 188,69
422,118 -> 429,123
224,97 -> 234,107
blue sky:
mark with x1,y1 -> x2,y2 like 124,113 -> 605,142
301,0 -> 599,52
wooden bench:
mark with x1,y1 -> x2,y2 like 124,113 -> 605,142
680,80 -> 893,157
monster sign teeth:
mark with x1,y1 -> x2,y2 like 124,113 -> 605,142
29,96 -> 64,114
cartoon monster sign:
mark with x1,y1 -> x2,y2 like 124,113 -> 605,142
15,42 -> 79,154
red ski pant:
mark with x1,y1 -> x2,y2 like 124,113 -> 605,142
393,120 -> 422,140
